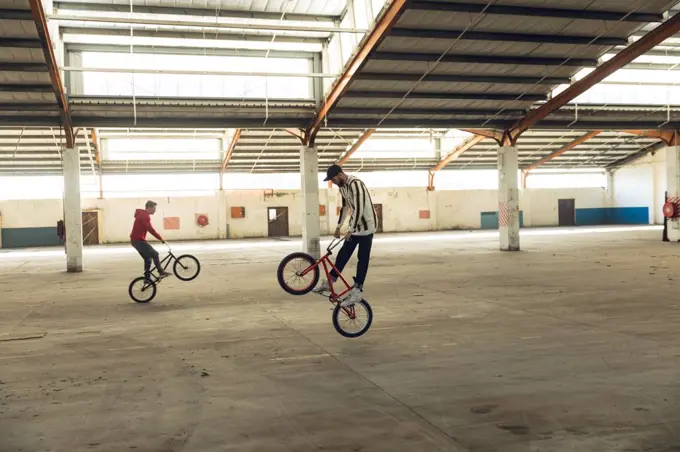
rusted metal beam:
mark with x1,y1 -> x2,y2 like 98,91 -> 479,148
91,128 -> 103,198
338,129 -> 375,165
523,130 -> 602,172
305,0 -> 408,147
28,0 -> 74,148
506,11 -> 680,146
219,129 -> 242,189
461,129 -> 504,141
284,128 -> 306,143
428,134 -> 486,190
623,129 -> 680,146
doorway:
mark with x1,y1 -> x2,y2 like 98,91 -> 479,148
558,199 -> 576,226
267,207 -> 289,237
373,204 -> 384,233
81,211 -> 100,245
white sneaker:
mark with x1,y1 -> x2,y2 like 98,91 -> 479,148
313,280 -> 332,293
340,287 -> 363,307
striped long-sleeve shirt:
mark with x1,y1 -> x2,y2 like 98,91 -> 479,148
337,175 -> 377,236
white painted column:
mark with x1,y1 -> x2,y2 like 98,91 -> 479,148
606,170 -> 615,208
498,146 -> 520,251
300,146 -> 320,258
666,146 -> 680,241
63,146 -> 83,272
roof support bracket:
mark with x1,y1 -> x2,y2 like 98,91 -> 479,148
219,129 -> 242,189
623,129 -> 680,147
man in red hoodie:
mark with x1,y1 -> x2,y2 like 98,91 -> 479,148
130,200 -> 171,278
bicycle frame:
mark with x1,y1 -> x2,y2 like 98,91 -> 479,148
299,238 -> 354,303
146,244 -> 177,283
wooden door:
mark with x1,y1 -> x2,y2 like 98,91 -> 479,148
558,199 -> 576,226
373,203 -> 384,233
81,211 -> 99,245
267,207 -> 289,237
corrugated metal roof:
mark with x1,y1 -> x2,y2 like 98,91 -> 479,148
323,0 -> 680,129
0,0 -> 63,120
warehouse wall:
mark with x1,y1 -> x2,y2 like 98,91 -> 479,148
0,186 -> 614,247
612,148 -> 666,225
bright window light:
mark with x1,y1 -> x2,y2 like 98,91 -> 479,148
79,52 -> 313,99
105,138 -> 221,160
102,174 -> 219,197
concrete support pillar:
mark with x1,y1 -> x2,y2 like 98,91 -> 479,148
666,146 -> 680,241
498,146 -> 520,251
606,170 -> 615,208
63,146 -> 83,272
300,146 -> 320,258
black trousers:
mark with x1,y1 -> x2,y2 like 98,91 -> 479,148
131,240 -> 162,275
330,234 -> 374,286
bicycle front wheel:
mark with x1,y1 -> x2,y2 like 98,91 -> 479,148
333,299 -> 373,338
277,252 -> 319,295
173,254 -> 201,281
129,277 -> 157,303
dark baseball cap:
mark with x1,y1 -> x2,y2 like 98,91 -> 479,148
323,164 -> 343,181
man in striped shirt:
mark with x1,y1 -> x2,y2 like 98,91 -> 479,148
315,164 -> 377,306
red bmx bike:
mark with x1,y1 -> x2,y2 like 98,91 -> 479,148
277,238 -> 373,338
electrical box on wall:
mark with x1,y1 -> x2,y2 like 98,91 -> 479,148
231,207 -> 246,218
319,205 -> 326,216
419,210 -> 431,219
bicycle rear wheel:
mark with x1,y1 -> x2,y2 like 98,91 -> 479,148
277,252 -> 319,295
173,254 -> 201,281
129,277 -> 157,303
333,299 -> 373,338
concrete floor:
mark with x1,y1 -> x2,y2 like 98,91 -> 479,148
2,226 -> 680,452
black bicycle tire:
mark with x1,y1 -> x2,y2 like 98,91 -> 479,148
173,254 -> 201,281
332,299 -> 373,338
277,252 -> 319,296
129,276 -> 157,303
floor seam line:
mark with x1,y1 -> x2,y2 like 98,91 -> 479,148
266,309 -> 471,452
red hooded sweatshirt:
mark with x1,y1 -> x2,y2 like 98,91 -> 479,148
130,209 -> 163,242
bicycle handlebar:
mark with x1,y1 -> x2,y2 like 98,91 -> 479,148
326,237 -> 345,253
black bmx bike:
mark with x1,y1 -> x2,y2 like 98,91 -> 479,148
128,243 -> 200,303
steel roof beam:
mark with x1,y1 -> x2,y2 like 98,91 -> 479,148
504,11 -> 680,146
388,28 -> 628,46
70,117 -> 312,128
0,62 -> 49,72
370,52 -> 598,67
338,129 -> 374,165
0,83 -> 54,92
0,103 -> 58,110
0,38 -> 43,48
355,73 -> 569,84
523,131 -> 602,172
622,129 -> 680,146
306,0 -> 409,146
51,14 -> 365,35
0,8 -> 34,20
343,91 -> 545,102
28,0 -> 74,148
65,43 -> 317,59
61,26 -> 325,44
332,107 -> 526,116
405,1 -> 663,22
54,1 -> 341,22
